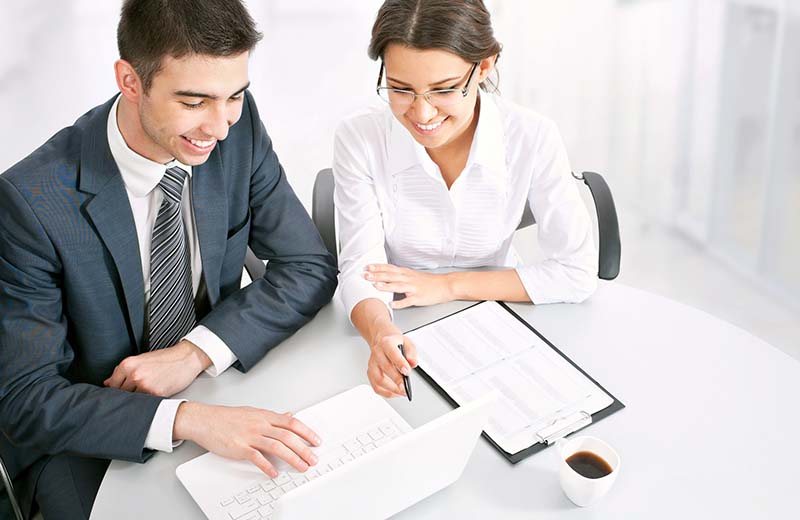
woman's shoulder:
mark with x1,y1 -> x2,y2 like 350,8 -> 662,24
489,94 -> 561,145
335,104 -> 391,142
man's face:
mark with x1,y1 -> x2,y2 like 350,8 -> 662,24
136,52 -> 250,166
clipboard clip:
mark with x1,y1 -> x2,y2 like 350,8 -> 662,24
535,410 -> 592,445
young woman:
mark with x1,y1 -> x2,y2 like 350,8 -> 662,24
333,0 -> 597,399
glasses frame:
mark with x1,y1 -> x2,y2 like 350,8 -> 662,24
375,62 -> 479,107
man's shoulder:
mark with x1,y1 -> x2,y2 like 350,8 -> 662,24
1,101 -> 109,197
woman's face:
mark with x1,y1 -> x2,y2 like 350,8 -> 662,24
382,44 -> 493,151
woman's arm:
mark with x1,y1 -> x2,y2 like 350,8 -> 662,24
364,264 -> 530,309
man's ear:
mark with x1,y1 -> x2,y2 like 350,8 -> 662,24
114,59 -> 144,103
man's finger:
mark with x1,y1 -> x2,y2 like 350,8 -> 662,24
247,448 -> 278,478
103,366 -> 126,388
269,413 -> 322,448
255,436 -> 309,473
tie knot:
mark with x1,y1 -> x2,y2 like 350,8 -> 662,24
160,166 -> 188,205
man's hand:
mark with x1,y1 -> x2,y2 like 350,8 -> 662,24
173,402 -> 321,477
103,340 -> 212,397
364,264 -> 453,309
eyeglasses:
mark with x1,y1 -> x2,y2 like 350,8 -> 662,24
376,62 -> 479,108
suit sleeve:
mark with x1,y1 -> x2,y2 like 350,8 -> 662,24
198,93 -> 338,370
0,176 -> 163,463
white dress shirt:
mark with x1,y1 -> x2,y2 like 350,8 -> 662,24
106,95 -> 238,452
333,92 -> 598,320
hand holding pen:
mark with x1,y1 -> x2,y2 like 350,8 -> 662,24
365,327 -> 418,400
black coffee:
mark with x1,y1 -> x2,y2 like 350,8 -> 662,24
565,450 -> 613,479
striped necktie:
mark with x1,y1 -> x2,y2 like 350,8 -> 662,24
148,166 -> 196,351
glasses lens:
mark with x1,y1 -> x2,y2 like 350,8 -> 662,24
427,89 -> 463,107
378,89 -> 414,106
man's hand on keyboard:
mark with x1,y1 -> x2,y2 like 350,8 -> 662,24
172,402 -> 322,478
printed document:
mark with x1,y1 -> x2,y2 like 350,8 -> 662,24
407,302 -> 614,454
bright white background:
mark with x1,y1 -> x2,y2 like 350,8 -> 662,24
1,0 -> 797,356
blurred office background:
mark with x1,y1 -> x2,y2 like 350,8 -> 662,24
0,0 -> 797,356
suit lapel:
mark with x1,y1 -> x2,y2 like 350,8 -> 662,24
79,96 -> 145,349
191,149 -> 227,306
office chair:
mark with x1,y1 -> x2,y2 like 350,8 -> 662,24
1,455 -> 24,520
311,168 -> 621,280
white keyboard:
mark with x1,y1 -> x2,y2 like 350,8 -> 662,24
218,419 -> 403,520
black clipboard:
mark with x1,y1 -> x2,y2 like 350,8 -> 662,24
405,301 -> 625,464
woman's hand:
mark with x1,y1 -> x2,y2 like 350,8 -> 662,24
366,323 -> 418,398
364,264 -> 454,309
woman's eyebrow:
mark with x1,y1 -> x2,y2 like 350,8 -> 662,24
386,74 -> 462,87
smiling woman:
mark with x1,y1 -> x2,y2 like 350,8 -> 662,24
332,0 -> 599,400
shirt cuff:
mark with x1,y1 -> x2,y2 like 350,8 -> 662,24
184,325 -> 238,377
340,270 -> 394,324
144,399 -> 186,453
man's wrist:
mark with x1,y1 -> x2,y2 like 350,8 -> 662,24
173,401 -> 201,442
179,339 -> 213,374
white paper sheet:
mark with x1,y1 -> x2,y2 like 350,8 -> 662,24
407,302 -> 614,454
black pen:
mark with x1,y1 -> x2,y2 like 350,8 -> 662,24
398,344 -> 412,401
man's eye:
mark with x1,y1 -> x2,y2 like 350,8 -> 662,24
182,101 -> 203,109
230,94 -> 243,101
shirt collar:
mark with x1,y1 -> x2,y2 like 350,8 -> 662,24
385,91 -> 507,182
107,94 -> 192,198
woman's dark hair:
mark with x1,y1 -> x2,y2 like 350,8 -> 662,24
117,0 -> 263,92
368,0 -> 502,92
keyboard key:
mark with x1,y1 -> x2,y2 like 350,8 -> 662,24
318,465 -> 331,475
274,474 -> 292,486
344,440 -> 361,453
357,434 -> 371,445
257,495 -> 273,506
247,484 -> 261,494
240,512 -> 260,520
340,454 -> 354,464
379,423 -> 398,437
226,500 -> 258,519
260,481 -> 276,493
363,443 -> 376,453
368,429 -> 384,441
235,493 -> 250,504
269,488 -> 284,500
350,447 -> 365,458
258,505 -> 273,517
329,459 -> 343,470
281,482 -> 297,493
292,475 -> 308,486
220,497 -> 234,507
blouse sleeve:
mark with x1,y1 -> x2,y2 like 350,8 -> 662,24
514,119 -> 598,304
332,118 -> 394,321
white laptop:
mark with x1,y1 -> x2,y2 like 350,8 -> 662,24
176,385 -> 496,520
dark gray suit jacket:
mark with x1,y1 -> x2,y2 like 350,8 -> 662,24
0,92 -> 338,495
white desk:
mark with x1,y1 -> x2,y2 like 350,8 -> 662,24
91,283 -> 800,518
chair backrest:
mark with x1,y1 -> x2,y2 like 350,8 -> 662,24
310,168 -> 620,280
312,168 -> 338,263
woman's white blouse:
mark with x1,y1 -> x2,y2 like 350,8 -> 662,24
332,93 -> 597,319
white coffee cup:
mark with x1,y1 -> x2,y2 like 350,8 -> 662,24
556,436 -> 620,507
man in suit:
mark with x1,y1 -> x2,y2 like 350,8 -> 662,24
0,0 -> 338,518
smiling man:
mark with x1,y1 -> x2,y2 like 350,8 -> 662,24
0,1 -> 337,518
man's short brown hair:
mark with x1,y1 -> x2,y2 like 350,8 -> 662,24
117,0 -> 263,92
